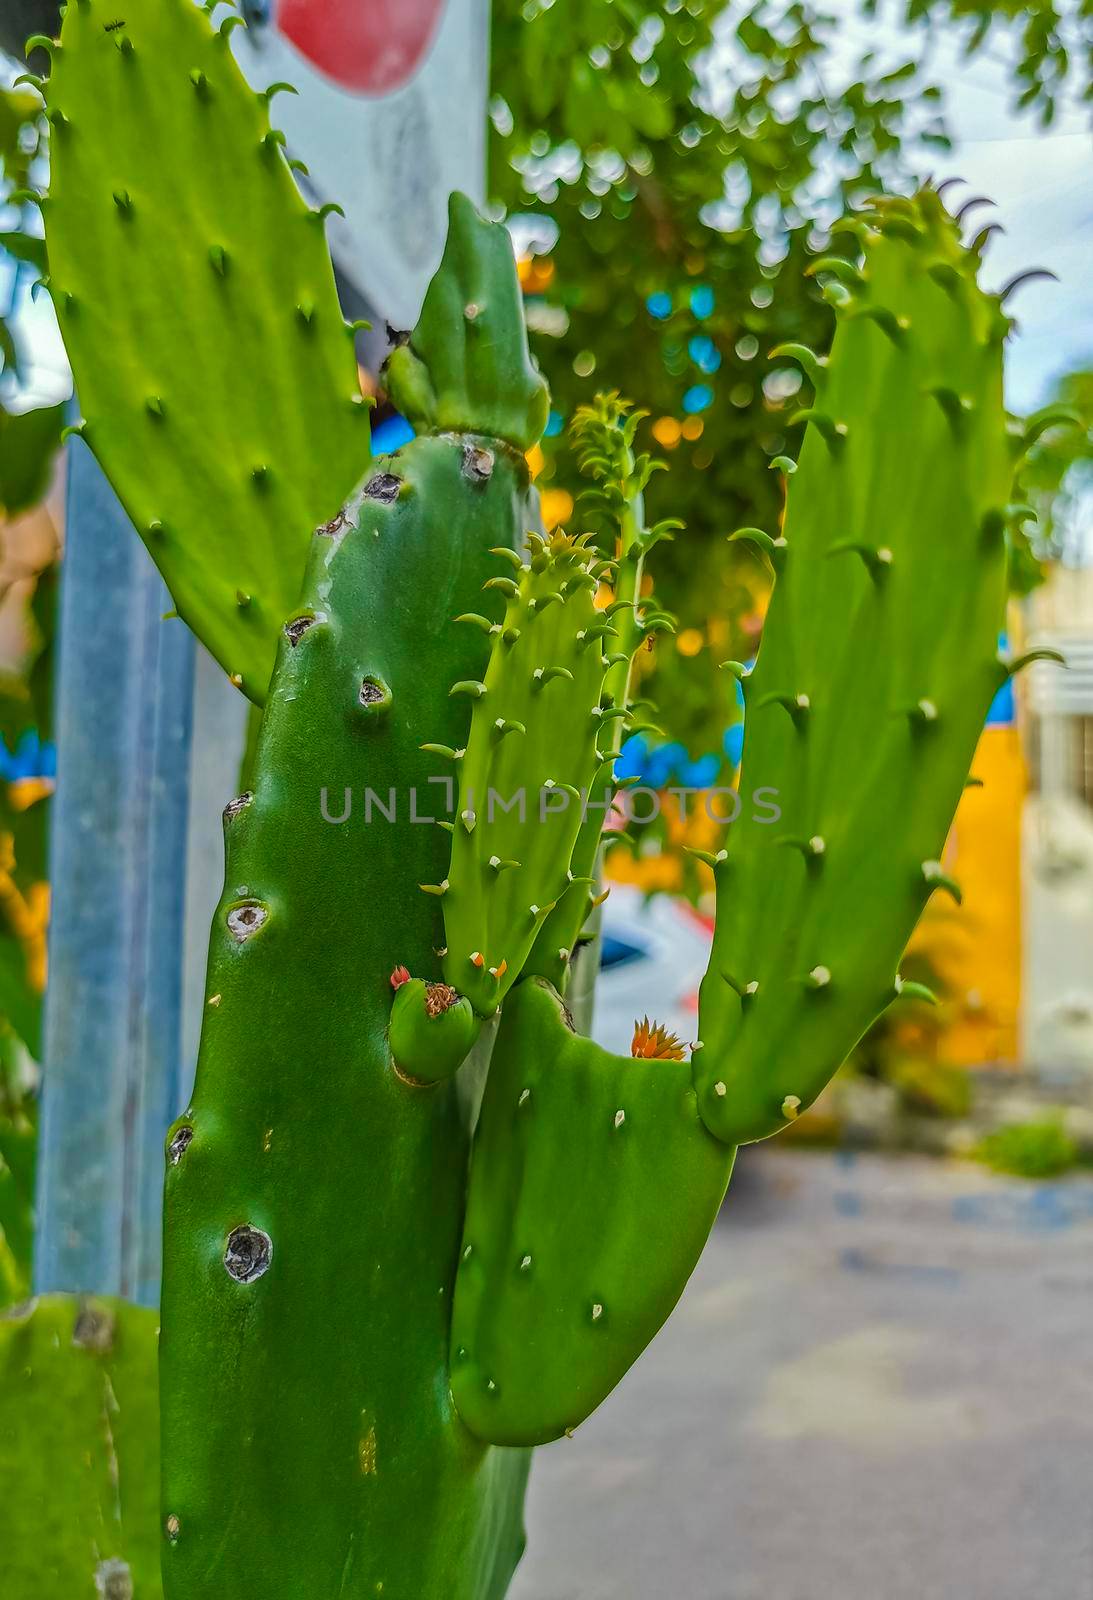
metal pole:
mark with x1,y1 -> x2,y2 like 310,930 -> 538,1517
34,443 -> 195,1307
32,0 -> 497,1307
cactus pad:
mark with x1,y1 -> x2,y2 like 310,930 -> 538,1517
385,192 -> 549,450
160,432 -> 536,1600
451,979 -> 733,1445
439,530 -> 611,1015
42,0 -> 368,700
157,183 -> 550,1600
695,190 -> 1018,1143
0,1294 -> 160,1600
527,396 -> 678,992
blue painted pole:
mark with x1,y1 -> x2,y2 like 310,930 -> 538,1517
34,443 -> 195,1307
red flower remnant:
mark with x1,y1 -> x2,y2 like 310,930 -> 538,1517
631,1016 -> 686,1061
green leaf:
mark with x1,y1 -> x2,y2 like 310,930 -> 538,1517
0,86 -> 41,169
28,562 -> 57,743
0,1090 -> 35,1306
0,937 -> 40,1061
0,402 -> 63,518
0,229 -> 46,271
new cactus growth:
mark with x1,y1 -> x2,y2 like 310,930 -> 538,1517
388,971 -> 480,1085
526,395 -> 679,990
15,2 -> 1056,1592
385,191 -> 549,450
439,528 -> 612,1014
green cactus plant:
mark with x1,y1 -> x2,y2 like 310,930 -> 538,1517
437,527 -> 614,1015
160,416 -> 538,1600
450,977 -> 733,1445
11,1 -> 1061,1593
0,1295 -> 161,1600
441,189 -> 1048,1452
693,193 -> 1039,1145
525,394 -> 680,991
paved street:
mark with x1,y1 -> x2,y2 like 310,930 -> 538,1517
510,1150 -> 1093,1600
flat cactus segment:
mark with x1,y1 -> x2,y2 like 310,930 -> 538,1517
521,745 -> 617,996
0,1294 -> 160,1600
694,188 -> 1015,1145
160,433 -> 534,1600
440,530 -> 610,1015
451,979 -> 734,1445
42,0 -> 368,701
526,396 -> 670,993
385,193 -> 549,451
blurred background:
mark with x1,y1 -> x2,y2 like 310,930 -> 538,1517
2,0 -> 1092,1594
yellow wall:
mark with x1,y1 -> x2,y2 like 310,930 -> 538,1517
904,724 -> 1025,1066
609,723 -> 1026,1068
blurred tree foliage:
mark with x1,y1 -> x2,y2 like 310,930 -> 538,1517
1,82 -> 47,404
0,2 -> 57,65
489,0 -> 1090,753
2,81 -> 62,515
0,566 -> 54,1063
0,80 -> 56,1076
896,0 -> 1092,119
1023,366 -> 1093,564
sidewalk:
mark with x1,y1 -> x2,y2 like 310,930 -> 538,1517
511,1150 -> 1093,1600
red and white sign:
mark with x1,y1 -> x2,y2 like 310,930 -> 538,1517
278,0 -> 447,94
232,0 -> 488,324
